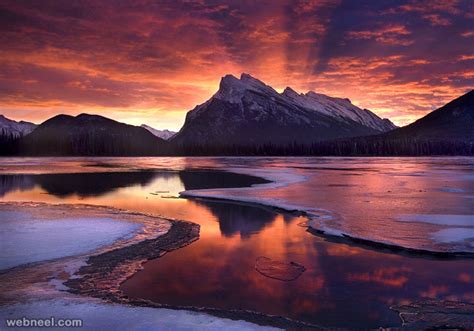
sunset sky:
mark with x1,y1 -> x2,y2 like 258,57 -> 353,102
1,0 -> 473,131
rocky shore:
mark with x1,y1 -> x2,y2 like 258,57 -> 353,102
65,220 -> 200,301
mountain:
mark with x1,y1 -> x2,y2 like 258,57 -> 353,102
309,90 -> 474,156
281,87 -> 396,132
0,115 -> 37,138
171,73 -> 396,147
383,89 -> 474,142
18,114 -> 167,156
140,124 -> 176,140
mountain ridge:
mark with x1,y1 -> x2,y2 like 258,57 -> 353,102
383,89 -> 474,141
18,113 -> 168,156
1,78 -> 471,156
172,73 -> 396,146
0,115 -> 37,138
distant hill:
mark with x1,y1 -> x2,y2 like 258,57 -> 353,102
18,114 -> 168,156
141,124 -> 176,140
171,73 -> 396,147
384,89 -> 473,142
309,90 -> 474,156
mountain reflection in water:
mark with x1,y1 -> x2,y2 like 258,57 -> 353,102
0,170 -> 268,198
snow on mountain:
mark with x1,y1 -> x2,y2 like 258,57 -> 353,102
172,73 -> 396,146
214,73 -> 280,103
282,87 -> 397,132
140,124 -> 176,140
197,73 -> 395,133
0,115 -> 37,138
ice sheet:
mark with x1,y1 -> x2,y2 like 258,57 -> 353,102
181,167 -> 328,215
439,187 -> 465,193
182,163 -> 474,254
397,214 -> 474,226
0,300 -> 279,331
0,211 -> 142,271
431,228 -> 474,244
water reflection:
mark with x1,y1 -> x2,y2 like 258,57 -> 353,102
0,175 -> 35,197
120,198 -> 473,328
193,199 -> 277,238
38,172 -> 159,197
0,172 -> 158,197
0,170 -> 268,198
178,170 -> 269,190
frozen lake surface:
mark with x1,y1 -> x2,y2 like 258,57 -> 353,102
0,211 -> 141,271
0,299 -> 277,331
0,157 -> 473,328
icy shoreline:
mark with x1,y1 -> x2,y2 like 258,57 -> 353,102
0,202 -> 290,330
0,212 -> 142,271
0,202 -> 171,272
0,299 -> 281,331
181,167 -> 474,257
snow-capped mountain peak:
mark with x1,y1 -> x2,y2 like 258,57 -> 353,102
140,125 -> 176,140
214,73 -> 279,104
173,73 -> 397,146
282,86 -> 299,98
210,73 -> 396,132
0,115 -> 37,138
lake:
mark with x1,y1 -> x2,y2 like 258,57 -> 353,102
0,157 -> 473,329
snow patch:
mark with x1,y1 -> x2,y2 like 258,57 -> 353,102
0,114 -> 37,138
397,214 -> 474,227
281,87 -> 396,132
0,211 -> 142,271
431,228 -> 474,244
0,300 -> 280,331
439,187 -> 465,193
227,167 -> 306,188
140,124 -> 176,140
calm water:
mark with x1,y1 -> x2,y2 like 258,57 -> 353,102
0,157 -> 473,328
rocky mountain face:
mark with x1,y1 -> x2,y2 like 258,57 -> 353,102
140,125 -> 176,140
19,114 -> 168,156
171,73 -> 396,147
0,115 -> 37,138
281,87 -> 396,132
